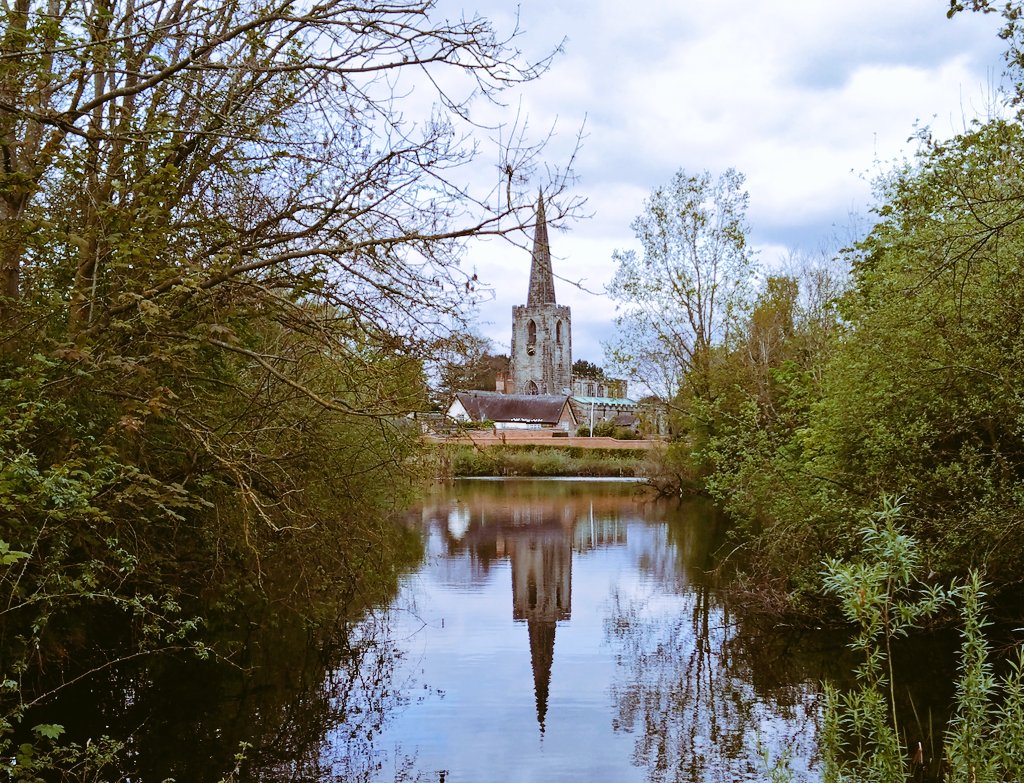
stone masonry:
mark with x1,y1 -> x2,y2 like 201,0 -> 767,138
510,194 -> 572,395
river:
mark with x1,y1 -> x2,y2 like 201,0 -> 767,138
311,477 -> 898,783
37,477 -> 963,782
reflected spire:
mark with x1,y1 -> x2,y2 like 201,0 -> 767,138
528,619 -> 556,733
509,525 -> 572,734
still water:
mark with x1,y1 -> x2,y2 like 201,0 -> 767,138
34,477 -> 963,782
322,478 -> 859,783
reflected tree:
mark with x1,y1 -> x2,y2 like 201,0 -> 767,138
605,586 -> 823,783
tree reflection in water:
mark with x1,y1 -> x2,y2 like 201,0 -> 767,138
27,594 -> 424,782
604,494 -> 838,783
606,587 -> 824,782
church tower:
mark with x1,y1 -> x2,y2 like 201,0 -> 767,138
510,193 -> 572,395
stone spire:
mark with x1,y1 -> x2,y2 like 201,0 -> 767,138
526,192 -> 556,306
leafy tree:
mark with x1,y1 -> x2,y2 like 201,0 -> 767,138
432,330 -> 509,401
605,168 -> 758,401
572,358 -> 604,379
704,119 -> 1024,600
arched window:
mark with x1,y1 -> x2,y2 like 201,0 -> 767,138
527,320 -> 536,355
527,381 -> 539,395
555,320 -> 562,344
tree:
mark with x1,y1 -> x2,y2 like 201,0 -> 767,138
605,168 -> 758,400
0,1 -> 579,771
432,330 -> 509,401
0,0 -> 581,338
0,0 -> 579,527
572,358 -> 604,378
706,119 -> 1024,598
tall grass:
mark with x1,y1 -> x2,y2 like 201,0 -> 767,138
815,498 -> 1024,783
438,444 -> 646,478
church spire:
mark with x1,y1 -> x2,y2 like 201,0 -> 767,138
526,191 -> 556,306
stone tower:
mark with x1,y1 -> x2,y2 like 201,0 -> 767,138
510,193 -> 572,395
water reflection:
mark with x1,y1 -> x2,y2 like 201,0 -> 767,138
413,480 -> 640,741
606,587 -> 825,782
358,478 -> 856,782
509,524 -> 571,731
36,479 -> 956,782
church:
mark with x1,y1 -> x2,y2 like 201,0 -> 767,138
447,192 -> 660,435
508,193 -> 572,395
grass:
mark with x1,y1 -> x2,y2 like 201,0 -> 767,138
434,443 -> 648,478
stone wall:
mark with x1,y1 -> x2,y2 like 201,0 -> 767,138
510,303 -> 572,395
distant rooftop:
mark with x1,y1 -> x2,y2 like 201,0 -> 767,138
572,396 -> 636,406
454,390 -> 573,424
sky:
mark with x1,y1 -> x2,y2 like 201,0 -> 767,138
437,0 -> 1010,365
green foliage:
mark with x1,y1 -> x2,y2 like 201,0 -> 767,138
0,0 -> 567,774
461,419 -> 496,430
606,167 -> 758,401
444,444 -> 646,477
667,119 -> 1024,605
572,359 -> 604,379
820,497 -> 950,781
819,506 -> 1024,783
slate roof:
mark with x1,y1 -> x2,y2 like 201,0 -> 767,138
453,391 -> 575,424
572,395 -> 637,406
611,413 -> 641,427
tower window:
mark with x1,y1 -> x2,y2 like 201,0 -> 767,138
555,320 -> 562,344
528,381 -> 539,395
527,320 -> 536,355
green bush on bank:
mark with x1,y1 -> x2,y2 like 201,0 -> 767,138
441,443 -> 647,477
643,120 -> 1024,611
808,499 -> 1024,783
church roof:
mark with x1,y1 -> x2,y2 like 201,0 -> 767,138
526,192 -> 556,307
572,395 -> 637,406
452,390 -> 575,425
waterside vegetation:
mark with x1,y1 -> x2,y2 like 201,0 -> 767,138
0,0 -> 576,777
3,0 -> 1024,778
438,442 -> 649,478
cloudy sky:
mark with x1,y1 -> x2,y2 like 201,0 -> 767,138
439,1 -> 1009,365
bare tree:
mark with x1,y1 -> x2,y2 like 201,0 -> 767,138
0,0 -> 582,344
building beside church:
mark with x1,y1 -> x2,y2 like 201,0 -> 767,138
509,194 -> 572,395
446,390 -> 578,431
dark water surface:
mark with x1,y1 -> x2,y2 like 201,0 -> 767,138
323,478 -> 853,783
40,478 -> 963,782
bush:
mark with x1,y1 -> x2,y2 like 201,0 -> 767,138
438,444 -> 647,477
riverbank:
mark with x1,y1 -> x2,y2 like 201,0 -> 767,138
425,429 -> 663,449
430,441 -> 653,477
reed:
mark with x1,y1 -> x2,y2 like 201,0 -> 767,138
817,498 -> 1024,783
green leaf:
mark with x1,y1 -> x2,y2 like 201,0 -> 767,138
0,540 -> 29,566
32,723 -> 65,740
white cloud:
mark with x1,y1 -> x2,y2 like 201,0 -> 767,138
435,0 -> 1009,367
